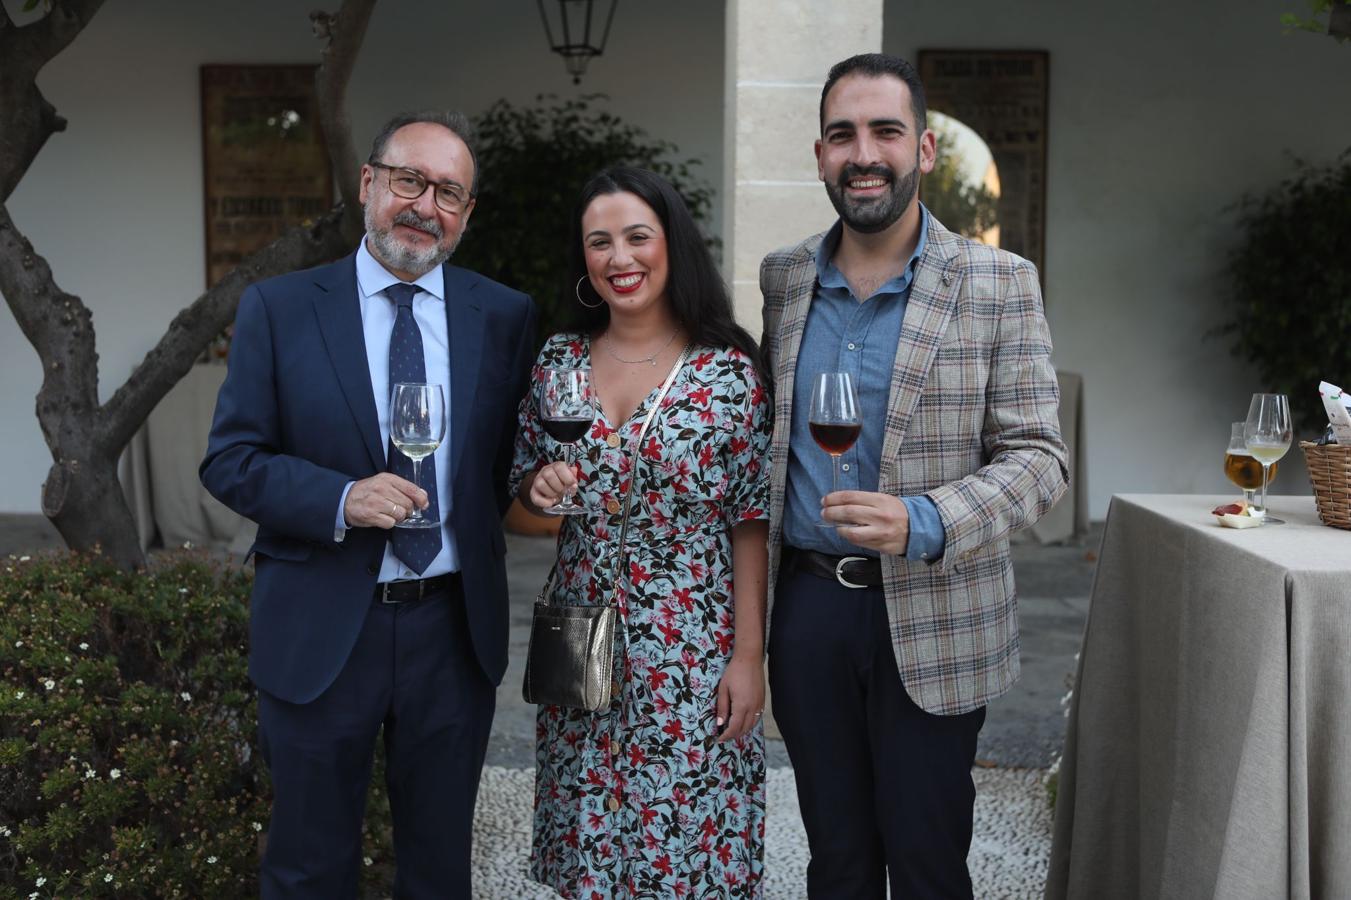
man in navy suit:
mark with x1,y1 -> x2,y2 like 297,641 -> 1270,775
202,111 -> 535,898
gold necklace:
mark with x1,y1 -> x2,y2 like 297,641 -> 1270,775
602,329 -> 678,367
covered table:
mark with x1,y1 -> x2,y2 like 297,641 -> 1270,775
1046,494 -> 1351,899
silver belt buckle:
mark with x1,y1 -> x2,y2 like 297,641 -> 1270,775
379,581 -> 417,604
834,556 -> 869,589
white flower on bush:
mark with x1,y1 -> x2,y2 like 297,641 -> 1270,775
0,825 -> 10,836
207,856 -> 218,864
364,856 -> 373,867
78,642 -> 89,651
43,679 -> 55,691
75,679 -> 83,686
109,769 -> 121,780
105,873 -> 113,883
84,768 -> 96,780
252,822 -> 263,832
14,640 -> 21,648
178,588 -> 188,594
180,692 -> 192,702
14,691 -> 23,700
18,555 -> 31,562
34,877 -> 45,887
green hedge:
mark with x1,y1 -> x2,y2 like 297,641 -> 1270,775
0,553 -> 393,899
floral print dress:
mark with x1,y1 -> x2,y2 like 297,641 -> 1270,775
510,333 -> 772,899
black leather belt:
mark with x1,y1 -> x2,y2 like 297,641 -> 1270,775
375,573 -> 457,604
786,547 -> 883,589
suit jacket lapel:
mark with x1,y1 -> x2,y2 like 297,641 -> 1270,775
879,212 -> 962,474
444,265 -> 484,485
774,246 -> 819,430
312,254 -> 384,472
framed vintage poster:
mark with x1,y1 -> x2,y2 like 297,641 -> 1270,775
917,50 -> 1049,282
200,65 -> 333,289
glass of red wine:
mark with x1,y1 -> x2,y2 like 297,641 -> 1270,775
809,371 -> 861,527
540,366 -> 594,515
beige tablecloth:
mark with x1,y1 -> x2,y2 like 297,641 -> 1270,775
119,363 -> 254,553
1046,494 -> 1351,899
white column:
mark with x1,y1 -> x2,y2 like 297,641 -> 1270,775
723,0 -> 884,337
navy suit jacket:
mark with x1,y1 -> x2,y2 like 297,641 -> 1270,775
201,252 -> 536,705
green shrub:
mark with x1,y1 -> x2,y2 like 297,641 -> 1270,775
0,553 -> 394,898
1221,148 -> 1351,435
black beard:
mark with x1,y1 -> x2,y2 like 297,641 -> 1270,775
824,161 -> 920,234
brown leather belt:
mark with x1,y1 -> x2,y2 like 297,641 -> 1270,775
786,547 -> 883,589
375,573 -> 457,604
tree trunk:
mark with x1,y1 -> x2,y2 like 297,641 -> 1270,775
42,451 -> 142,569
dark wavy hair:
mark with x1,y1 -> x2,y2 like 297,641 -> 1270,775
566,166 -> 767,382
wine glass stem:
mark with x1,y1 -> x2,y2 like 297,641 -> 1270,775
1259,463 -> 1269,513
831,455 -> 840,495
563,444 -> 574,505
410,458 -> 422,513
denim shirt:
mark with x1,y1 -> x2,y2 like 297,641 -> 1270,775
782,214 -> 946,562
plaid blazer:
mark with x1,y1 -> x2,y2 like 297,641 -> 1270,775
760,210 -> 1069,715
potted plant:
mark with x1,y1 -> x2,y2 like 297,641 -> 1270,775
1219,149 -> 1351,436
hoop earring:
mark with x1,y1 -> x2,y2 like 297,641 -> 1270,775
575,276 -> 604,309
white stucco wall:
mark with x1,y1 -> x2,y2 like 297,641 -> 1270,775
0,0 -> 725,512
887,0 -> 1350,517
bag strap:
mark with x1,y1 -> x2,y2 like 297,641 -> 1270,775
609,344 -> 692,607
534,344 -> 692,609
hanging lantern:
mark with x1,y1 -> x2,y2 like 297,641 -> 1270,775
536,0 -> 619,85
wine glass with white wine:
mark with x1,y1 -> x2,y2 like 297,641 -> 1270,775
1243,393 -> 1292,525
390,382 -> 446,529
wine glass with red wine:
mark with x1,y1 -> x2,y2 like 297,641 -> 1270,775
809,371 -> 861,526
540,367 -> 594,515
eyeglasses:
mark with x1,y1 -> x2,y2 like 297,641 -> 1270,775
369,162 -> 473,214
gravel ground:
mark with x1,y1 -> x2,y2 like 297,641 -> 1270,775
470,765 -> 1053,898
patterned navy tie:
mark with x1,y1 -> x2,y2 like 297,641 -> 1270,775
385,282 -> 443,574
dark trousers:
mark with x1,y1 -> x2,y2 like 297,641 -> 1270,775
768,565 -> 986,900
257,579 -> 494,900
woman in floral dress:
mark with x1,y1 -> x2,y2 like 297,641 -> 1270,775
511,167 -> 771,898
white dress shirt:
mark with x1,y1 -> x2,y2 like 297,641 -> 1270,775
333,238 -> 459,579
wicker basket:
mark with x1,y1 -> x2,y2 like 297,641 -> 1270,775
1301,441 -> 1351,529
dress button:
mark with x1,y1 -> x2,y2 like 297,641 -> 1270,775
606,433 -> 622,448
606,498 -> 622,514
847,342 -> 857,350
607,795 -> 620,812
841,463 -> 850,472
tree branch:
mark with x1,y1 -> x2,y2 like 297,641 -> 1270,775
97,208 -> 354,454
9,0 -> 107,80
313,0 -> 377,242
0,1 -> 107,203
0,203 -> 99,454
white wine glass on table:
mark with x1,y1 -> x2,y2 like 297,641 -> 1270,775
1243,392 -> 1292,525
809,371 -> 861,527
390,382 -> 446,530
540,367 -> 594,516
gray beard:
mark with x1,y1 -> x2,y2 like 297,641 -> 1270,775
825,160 -> 920,234
364,207 -> 457,277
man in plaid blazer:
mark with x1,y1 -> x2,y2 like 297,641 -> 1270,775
762,54 -> 1068,898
